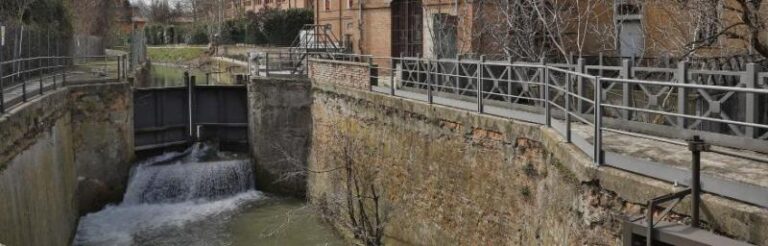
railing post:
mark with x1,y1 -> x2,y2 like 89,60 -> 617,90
576,58 -> 585,114
0,24 -> 5,114
565,69 -> 572,143
455,55 -> 461,95
621,59 -> 633,120
676,61 -> 689,129
744,63 -> 759,138
265,53 -> 270,77
22,73 -> 27,102
390,57 -> 396,96
594,76 -> 604,165
426,57 -> 433,104
598,52 -> 604,77
39,59 -> 43,95
539,57 -> 546,108
368,55 -> 374,91
544,66 -> 551,127
477,55 -> 485,113
117,55 -> 122,80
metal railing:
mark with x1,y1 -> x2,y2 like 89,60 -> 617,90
245,51 -> 372,77
303,54 -> 768,208
0,55 -> 128,114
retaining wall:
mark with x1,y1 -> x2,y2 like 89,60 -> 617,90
306,60 -> 768,245
248,76 -> 312,197
0,82 -> 133,246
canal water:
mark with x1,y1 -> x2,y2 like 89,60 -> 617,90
73,144 -> 343,246
146,61 -> 247,88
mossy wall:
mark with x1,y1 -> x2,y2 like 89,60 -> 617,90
0,82 -> 133,246
307,84 -> 627,245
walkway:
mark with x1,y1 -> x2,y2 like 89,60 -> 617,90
2,65 -> 120,112
374,85 -> 768,208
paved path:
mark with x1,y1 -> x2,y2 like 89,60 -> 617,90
2,68 -> 118,112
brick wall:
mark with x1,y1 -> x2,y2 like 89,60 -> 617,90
308,58 -> 371,90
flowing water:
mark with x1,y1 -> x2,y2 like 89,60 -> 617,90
73,144 -> 343,246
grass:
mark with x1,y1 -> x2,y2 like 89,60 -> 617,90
147,47 -> 207,63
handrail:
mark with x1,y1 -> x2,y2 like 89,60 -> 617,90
0,54 -> 127,114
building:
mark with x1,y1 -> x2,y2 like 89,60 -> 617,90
314,0 -> 768,63
314,0 -> 475,59
225,0 -> 313,19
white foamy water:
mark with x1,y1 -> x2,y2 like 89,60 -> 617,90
73,144 -> 265,246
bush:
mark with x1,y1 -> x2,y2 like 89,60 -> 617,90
260,8 -> 313,46
186,26 -> 209,45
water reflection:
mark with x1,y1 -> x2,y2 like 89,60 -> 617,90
145,62 -> 247,88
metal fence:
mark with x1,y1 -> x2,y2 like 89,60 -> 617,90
0,54 -> 128,114
301,53 -> 768,207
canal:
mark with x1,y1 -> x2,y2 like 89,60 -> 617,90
72,145 -> 342,245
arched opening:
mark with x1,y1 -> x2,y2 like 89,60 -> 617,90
391,0 -> 423,57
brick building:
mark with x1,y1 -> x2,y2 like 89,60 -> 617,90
314,0 -> 768,63
225,0 -> 313,19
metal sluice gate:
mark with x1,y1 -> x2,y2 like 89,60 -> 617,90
133,72 -> 249,154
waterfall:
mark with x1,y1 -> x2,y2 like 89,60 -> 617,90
73,143 -> 264,246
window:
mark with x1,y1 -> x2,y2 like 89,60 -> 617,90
325,0 -> 331,11
347,0 -> 353,9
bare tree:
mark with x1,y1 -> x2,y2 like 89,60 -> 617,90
471,0 -> 604,63
674,0 -> 768,59
273,120 -> 390,246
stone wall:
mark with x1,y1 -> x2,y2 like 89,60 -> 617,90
307,61 -> 768,245
248,76 -> 312,197
308,58 -> 371,90
69,83 -> 134,214
0,82 -> 134,246
0,90 -> 77,246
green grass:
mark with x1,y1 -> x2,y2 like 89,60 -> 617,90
147,47 -> 206,63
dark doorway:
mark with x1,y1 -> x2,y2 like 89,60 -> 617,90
391,0 -> 423,57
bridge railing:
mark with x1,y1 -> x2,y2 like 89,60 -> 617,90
0,55 -> 128,114
304,55 -> 768,208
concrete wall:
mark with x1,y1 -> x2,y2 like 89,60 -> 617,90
69,83 -> 135,214
248,76 -> 312,197
306,60 -> 768,245
0,82 -> 134,246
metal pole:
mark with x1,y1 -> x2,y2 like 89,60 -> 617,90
594,76 -> 603,165
0,24 -> 4,113
426,58 -> 433,104
477,55 -> 485,113
265,53 -> 270,77
368,55 -> 374,91
185,72 -> 193,139
544,66 -> 551,127
117,55 -> 122,80
390,57 -> 396,96
677,62 -> 689,129
565,70 -> 572,143
621,59 -> 632,120
687,135 -> 708,228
